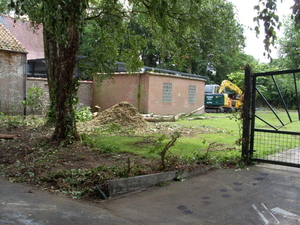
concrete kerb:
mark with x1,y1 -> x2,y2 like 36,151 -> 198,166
108,166 -> 209,199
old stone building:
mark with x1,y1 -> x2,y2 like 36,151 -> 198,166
0,15 -> 93,113
0,23 -> 27,114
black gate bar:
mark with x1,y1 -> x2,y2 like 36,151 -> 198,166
293,73 -> 300,120
271,75 -> 292,123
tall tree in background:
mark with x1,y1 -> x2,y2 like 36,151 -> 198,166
9,0 -> 298,144
9,0 -> 204,144
278,19 -> 300,69
0,0 -> 10,14
121,0 -> 245,82
254,0 -> 300,59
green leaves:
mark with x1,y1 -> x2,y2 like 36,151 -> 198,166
253,0 -> 300,59
278,18 -> 300,69
23,87 -> 44,114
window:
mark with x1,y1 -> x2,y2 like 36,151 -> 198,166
188,85 -> 196,103
163,82 -> 172,103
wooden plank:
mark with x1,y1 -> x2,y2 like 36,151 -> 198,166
0,134 -> 20,139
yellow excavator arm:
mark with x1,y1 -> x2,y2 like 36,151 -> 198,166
205,80 -> 243,112
218,80 -> 243,96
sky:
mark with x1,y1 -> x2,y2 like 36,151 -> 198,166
229,0 -> 294,62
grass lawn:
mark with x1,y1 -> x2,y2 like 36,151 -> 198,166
252,110 -> 300,158
83,110 -> 300,162
82,113 -> 243,164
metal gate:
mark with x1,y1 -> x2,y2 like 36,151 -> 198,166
242,67 -> 300,167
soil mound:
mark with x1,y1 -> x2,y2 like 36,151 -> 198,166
91,102 -> 147,128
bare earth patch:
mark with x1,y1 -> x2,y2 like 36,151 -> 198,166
0,102 -> 238,199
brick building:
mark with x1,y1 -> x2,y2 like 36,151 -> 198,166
94,72 -> 206,115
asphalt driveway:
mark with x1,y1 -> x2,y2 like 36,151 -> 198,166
1,164 -> 300,225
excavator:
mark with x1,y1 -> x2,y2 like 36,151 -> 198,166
204,80 -> 243,113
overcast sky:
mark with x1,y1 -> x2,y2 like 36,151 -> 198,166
229,0 -> 294,62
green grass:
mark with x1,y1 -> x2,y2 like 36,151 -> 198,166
252,110 -> 300,158
255,110 -> 300,131
82,110 -> 300,164
81,134 -> 158,155
81,112 -> 243,164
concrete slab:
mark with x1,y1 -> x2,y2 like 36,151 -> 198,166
108,171 -> 177,197
1,164 -> 300,225
103,164 -> 300,225
108,166 -> 208,198
0,178 -> 134,225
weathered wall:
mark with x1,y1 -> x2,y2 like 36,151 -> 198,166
93,73 -> 149,113
147,73 -> 205,115
76,80 -> 94,108
0,50 -> 27,114
26,78 -> 93,114
1,66 -> 204,116
93,72 -> 205,115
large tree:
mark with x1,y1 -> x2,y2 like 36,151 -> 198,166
122,0 -> 245,82
254,0 -> 300,59
10,0 -> 298,145
9,0 -> 205,144
78,0 -> 246,84
278,19 -> 300,68
0,0 -> 10,13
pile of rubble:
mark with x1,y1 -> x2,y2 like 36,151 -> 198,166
90,102 -> 147,129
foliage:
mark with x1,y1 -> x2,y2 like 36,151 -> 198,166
0,113 -> 45,130
255,71 -> 300,109
0,115 -> 27,129
227,72 -> 245,89
23,87 -> 44,115
75,106 -> 92,122
38,157 -> 165,198
6,0 -> 208,144
149,132 -> 181,170
278,19 -> 300,69
226,56 -> 293,104
254,0 -> 300,59
122,0 -> 246,83
191,143 -> 241,166
41,166 -> 112,199
238,56 -> 300,110
0,0 -> 10,13
77,3 -> 130,80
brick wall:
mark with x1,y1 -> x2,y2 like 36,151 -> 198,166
93,73 -> 145,112
93,72 -> 205,115
1,67 -> 204,116
147,73 -> 205,115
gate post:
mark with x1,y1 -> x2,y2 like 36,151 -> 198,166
242,66 -> 252,163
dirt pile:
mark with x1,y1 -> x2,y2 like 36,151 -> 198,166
90,102 -> 147,128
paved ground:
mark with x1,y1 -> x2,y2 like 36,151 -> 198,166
267,147 -> 300,164
1,164 -> 300,225
0,177 -> 133,225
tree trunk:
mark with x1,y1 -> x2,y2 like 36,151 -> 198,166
44,30 -> 58,123
43,10 -> 81,144
54,26 -> 80,143
187,60 -> 192,74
